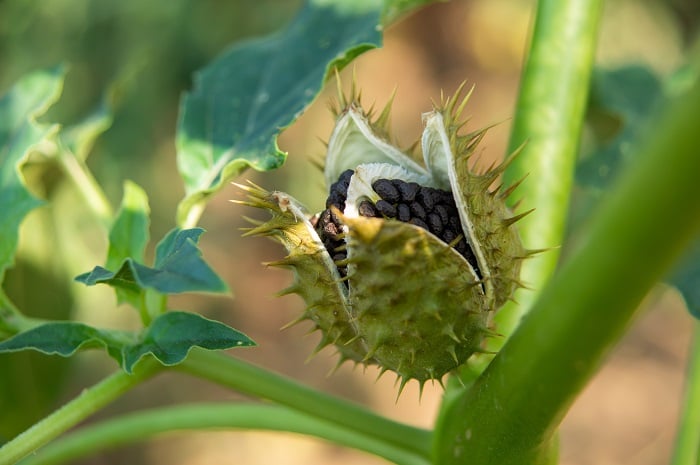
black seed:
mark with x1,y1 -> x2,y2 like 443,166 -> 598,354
375,199 -> 397,218
438,190 -> 455,205
427,212 -> 443,235
337,178 -> 350,193
316,170 -> 356,287
339,169 -> 354,184
417,187 -> 439,210
409,218 -> 429,230
397,203 -> 411,222
358,200 -> 379,217
435,204 -> 449,225
443,229 -> 457,244
409,202 -> 426,220
317,209 -> 331,223
448,215 -> 462,232
455,238 -> 468,255
323,221 -> 340,237
396,181 -> 420,202
329,180 -> 345,196
317,208 -> 343,244
326,190 -> 344,209
372,179 -> 401,203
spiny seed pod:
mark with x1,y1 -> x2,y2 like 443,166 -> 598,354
236,82 -> 535,391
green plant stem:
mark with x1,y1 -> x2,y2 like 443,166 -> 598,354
177,349 -> 432,459
55,146 -> 113,227
0,359 -> 160,465
671,320 -> 700,465
434,68 -> 700,465
444,0 -> 603,426
495,0 -> 604,344
177,197 -> 206,229
18,403 -> 430,465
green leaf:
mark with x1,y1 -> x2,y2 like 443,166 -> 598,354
0,312 -> 254,374
569,66 -> 664,240
577,66 -> 663,190
0,66 -> 65,280
108,181 -> 150,267
175,1 -> 382,225
120,311 -> 255,373
574,66 -> 700,321
0,322 -> 128,361
669,238 -> 700,319
75,227 -> 228,295
105,181 -> 150,307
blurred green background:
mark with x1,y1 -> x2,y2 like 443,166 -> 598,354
1,1 -> 699,464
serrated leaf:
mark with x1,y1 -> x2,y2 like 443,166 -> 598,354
121,311 -> 255,373
0,312 -> 254,373
76,227 -> 228,295
0,66 -> 65,280
175,1 -> 382,224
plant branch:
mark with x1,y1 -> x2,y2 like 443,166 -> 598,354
18,403 -> 430,465
495,0 -> 604,343
0,358 -> 160,465
671,319 -> 700,465
434,69 -> 700,465
177,349 -> 432,460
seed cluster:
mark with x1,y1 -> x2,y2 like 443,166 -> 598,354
315,169 -> 354,277
316,171 -> 481,279
365,178 -> 479,274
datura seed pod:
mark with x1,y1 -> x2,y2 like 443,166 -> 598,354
237,83 -> 532,389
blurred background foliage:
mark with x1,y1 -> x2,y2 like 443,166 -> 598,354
0,0 -> 698,464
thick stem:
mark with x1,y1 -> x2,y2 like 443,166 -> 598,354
18,403 -> 430,465
444,0 -> 603,419
670,320 -> 700,465
495,0 -> 604,343
434,67 -> 700,465
177,349 -> 432,460
0,359 -> 160,465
